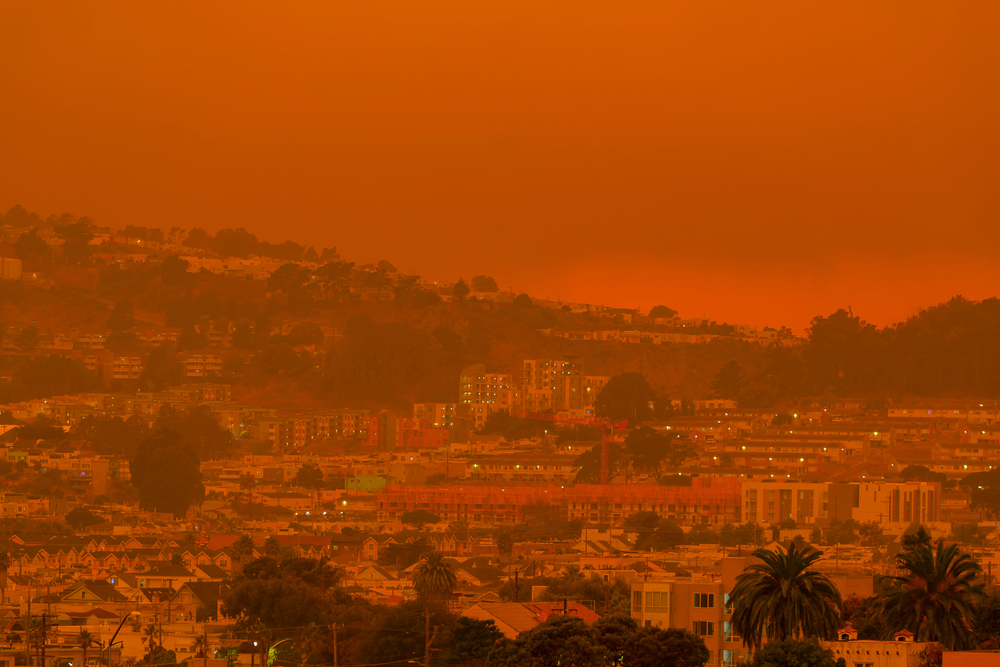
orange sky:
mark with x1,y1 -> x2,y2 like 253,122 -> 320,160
2,2 -> 998,332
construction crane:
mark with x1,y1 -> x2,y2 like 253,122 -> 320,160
513,411 -> 628,484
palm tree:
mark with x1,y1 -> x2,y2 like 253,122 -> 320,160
412,552 -> 457,601
191,635 -> 209,659
879,539 -> 984,650
232,535 -> 256,568
78,629 -> 93,667
729,543 -> 842,650
561,565 -> 583,583
142,624 -> 158,651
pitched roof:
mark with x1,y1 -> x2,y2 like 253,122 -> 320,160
191,564 -> 227,579
462,602 -> 600,637
61,580 -> 128,602
176,581 -> 229,607
142,565 -> 195,577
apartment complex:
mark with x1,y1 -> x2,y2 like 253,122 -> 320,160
460,358 -> 610,428
740,480 -> 941,525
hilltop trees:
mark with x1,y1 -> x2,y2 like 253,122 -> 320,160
572,442 -> 629,484
647,305 -> 678,319
73,414 -> 149,457
594,373 -> 655,425
960,469 -> 1000,519
729,544 -> 842,650
471,275 -> 499,292
65,507 -> 104,530
130,430 -> 205,517
401,509 -> 441,530
624,426 -> 696,482
153,405 -> 234,460
711,360 -> 745,400
293,464 -> 325,489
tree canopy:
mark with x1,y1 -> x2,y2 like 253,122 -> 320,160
130,429 -> 205,517
594,373 -> 655,425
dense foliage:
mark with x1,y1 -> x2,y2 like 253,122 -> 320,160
130,429 -> 205,516
730,544 -> 842,650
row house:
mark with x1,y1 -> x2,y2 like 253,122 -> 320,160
734,433 -> 871,461
647,418 -> 742,445
930,434 -> 1000,477
465,453 -> 579,484
377,479 -> 742,527
721,447 -> 825,478
889,402 -> 1000,424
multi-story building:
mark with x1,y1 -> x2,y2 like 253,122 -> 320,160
630,577 -> 733,667
465,453 -> 579,484
461,359 -> 608,428
888,401 -> 1000,424
522,356 -> 609,412
741,480 -> 941,526
376,479 -> 742,526
741,480 -> 830,525
460,364 -> 516,429
181,354 -> 223,378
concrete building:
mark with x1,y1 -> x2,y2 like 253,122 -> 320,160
741,480 -> 941,526
741,480 -> 830,525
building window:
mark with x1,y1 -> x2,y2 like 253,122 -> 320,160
693,621 -> 715,636
644,591 -> 669,614
632,591 -> 642,613
694,593 -> 715,608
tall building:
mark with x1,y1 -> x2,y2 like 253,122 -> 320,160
460,358 -> 610,429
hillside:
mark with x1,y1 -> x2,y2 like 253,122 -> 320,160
3,207 -> 1000,410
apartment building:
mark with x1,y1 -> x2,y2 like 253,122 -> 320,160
460,359 -> 609,428
888,401 -> 1000,424
83,353 -> 144,382
465,453 -> 579,484
741,480 -> 941,526
629,578 -> 738,667
521,356 -> 610,412
361,414 -> 449,451
181,354 -> 223,378
741,480 -> 830,524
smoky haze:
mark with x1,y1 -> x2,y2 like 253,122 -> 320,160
1,2 -> 998,330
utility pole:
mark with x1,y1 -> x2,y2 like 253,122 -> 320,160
203,624 -> 208,667
332,625 -> 338,667
25,583 -> 31,666
40,614 -> 46,667
423,610 -> 439,667
513,571 -> 519,602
